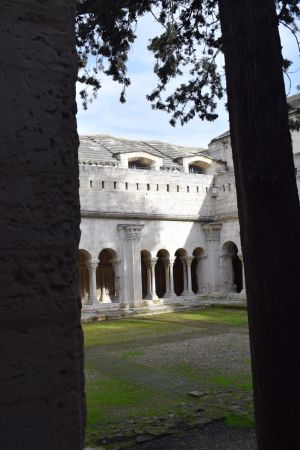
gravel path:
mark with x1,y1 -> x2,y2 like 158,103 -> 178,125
134,331 -> 250,373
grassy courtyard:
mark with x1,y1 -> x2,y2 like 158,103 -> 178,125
83,307 -> 254,449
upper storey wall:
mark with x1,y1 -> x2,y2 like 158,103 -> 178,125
79,165 -> 217,219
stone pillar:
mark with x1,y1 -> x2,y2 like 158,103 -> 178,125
202,223 -> 222,294
161,257 -> 170,297
87,259 -> 99,306
186,256 -> 194,295
145,262 -> 152,299
183,256 -> 194,295
100,266 -> 112,303
150,257 -> 158,300
111,258 -> 121,302
180,256 -> 188,295
117,224 -> 144,308
169,257 -> 175,296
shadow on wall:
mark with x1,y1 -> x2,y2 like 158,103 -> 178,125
221,241 -> 243,293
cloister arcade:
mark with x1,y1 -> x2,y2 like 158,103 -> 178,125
221,241 -> 244,293
78,242 -> 245,308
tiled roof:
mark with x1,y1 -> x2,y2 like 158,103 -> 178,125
78,134 -> 208,167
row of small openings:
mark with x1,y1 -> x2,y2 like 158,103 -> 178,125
89,181 -> 202,193
90,180 -> 105,188
222,183 -> 231,191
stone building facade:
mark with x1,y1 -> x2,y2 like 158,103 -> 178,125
78,94 -> 300,318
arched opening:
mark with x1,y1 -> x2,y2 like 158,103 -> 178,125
141,250 -> 152,299
173,248 -> 187,296
155,249 -> 170,298
188,161 -> 209,174
128,157 -> 154,170
189,164 -> 204,174
78,249 -> 91,305
97,248 -> 117,302
221,242 -> 243,293
191,247 -> 205,294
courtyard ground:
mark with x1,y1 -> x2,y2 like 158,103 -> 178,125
83,307 -> 256,449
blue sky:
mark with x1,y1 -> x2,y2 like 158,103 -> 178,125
76,14 -> 300,148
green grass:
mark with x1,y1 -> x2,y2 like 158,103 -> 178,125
209,373 -> 253,391
122,349 -> 144,358
225,412 -> 255,429
83,307 -> 253,447
83,308 -> 248,347
86,375 -> 154,425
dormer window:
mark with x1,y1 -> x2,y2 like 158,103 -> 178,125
177,154 -> 212,174
118,151 -> 163,171
128,158 -> 152,170
189,164 -> 205,174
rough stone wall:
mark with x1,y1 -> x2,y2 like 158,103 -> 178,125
0,2 -> 84,449
215,171 -> 238,219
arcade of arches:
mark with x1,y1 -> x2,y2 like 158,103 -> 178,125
78,241 -> 244,308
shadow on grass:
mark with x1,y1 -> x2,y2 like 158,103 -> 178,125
83,307 -> 253,448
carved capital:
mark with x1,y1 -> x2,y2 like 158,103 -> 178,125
110,258 -> 121,266
150,257 -> 158,267
196,254 -> 207,261
118,224 -> 144,241
87,259 -> 99,272
202,223 -> 222,242
182,255 -> 194,266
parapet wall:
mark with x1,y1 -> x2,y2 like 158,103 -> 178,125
79,165 -> 218,219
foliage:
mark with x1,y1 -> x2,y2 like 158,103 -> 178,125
76,0 -> 300,125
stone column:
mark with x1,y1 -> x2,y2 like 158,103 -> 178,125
202,223 -> 222,294
169,257 -> 175,296
161,257 -> 170,297
111,258 -> 121,302
180,257 -> 188,295
117,224 -> 144,308
145,261 -> 152,299
186,256 -> 194,295
87,259 -> 99,306
100,266 -> 112,303
150,257 -> 158,300
180,256 -> 194,295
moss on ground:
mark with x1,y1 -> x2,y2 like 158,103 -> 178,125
83,307 -> 254,448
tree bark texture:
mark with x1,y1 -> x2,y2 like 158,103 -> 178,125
0,2 -> 84,449
218,1 -> 300,449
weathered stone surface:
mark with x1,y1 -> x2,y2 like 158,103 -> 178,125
0,1 -> 83,449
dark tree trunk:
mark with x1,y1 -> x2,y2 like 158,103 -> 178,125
0,1 -> 85,448
218,1 -> 300,449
